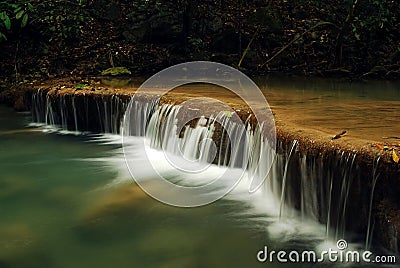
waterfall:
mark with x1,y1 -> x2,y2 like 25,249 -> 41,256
71,95 -> 78,131
31,88 -> 47,122
326,167 -> 334,237
31,89 -> 128,133
45,94 -> 56,126
122,100 -> 360,243
29,89 -> 394,252
123,98 -> 159,136
365,157 -> 381,250
279,140 -> 298,218
123,100 -> 264,172
335,153 -> 357,240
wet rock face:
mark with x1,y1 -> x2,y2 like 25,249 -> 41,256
13,96 -> 26,111
0,89 -> 28,111
374,166 -> 400,253
376,198 -> 400,253
0,90 -> 13,107
274,138 -> 400,254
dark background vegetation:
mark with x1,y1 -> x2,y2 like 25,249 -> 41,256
0,0 -> 399,86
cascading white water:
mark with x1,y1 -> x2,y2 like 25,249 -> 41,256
146,107 -> 216,163
365,157 -> 381,250
31,88 -> 47,122
31,89 -> 128,133
300,155 -> 320,221
45,94 -> 56,126
31,90 -> 364,232
30,90 -> 393,252
71,96 -> 78,131
121,99 -> 377,252
123,99 -> 277,189
336,153 -> 357,240
279,140 -> 298,218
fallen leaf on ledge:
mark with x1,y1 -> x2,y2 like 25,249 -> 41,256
392,150 -> 399,163
375,144 -> 384,150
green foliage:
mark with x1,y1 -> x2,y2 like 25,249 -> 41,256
75,83 -> 84,89
0,0 -> 33,42
351,0 -> 399,42
188,36 -> 204,51
0,0 -> 91,45
36,1 -> 91,48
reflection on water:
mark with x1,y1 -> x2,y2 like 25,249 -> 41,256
256,76 -> 400,101
255,76 -> 400,144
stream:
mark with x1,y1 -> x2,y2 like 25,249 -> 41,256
1,75 -> 399,267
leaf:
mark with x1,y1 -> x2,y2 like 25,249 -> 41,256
0,11 -> 6,20
393,150 -> 399,163
21,14 -> 28,28
0,32 -> 7,41
16,10 -> 25,20
4,15 -> 11,30
375,144 -> 384,150
28,3 -> 34,12
76,84 -> 84,89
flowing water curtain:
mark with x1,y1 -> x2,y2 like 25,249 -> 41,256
123,98 -> 159,137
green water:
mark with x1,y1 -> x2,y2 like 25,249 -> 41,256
0,106 -> 275,268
